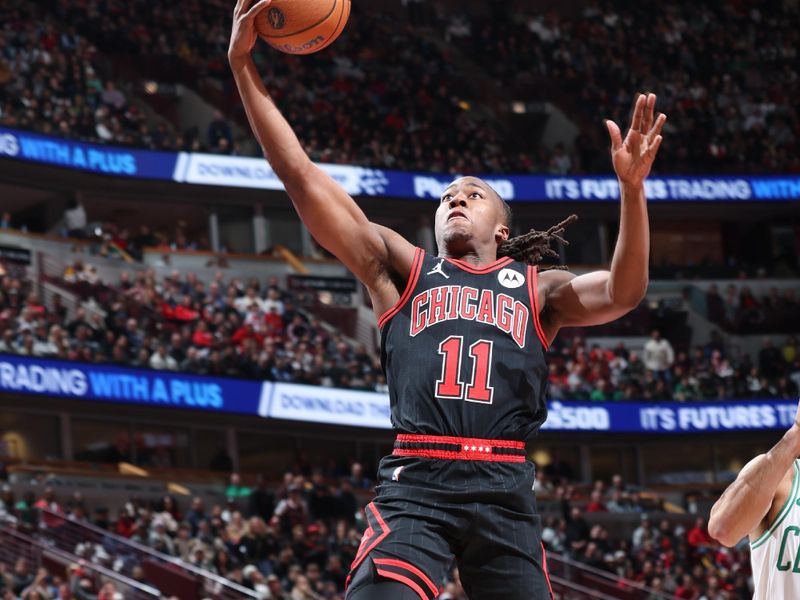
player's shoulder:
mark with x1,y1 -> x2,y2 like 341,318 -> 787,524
537,268 -> 577,291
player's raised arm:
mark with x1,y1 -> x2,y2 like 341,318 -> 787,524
538,93 -> 665,340
708,400 -> 800,547
227,0 -> 415,303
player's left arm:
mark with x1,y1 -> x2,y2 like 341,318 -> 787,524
539,93 -> 666,341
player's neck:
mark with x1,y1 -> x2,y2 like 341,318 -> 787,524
438,248 -> 499,268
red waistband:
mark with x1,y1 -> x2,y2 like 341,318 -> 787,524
393,434 -> 527,463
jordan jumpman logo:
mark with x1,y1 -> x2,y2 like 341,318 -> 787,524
426,259 -> 450,279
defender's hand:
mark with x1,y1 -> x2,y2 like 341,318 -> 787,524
606,93 -> 666,188
228,0 -> 272,65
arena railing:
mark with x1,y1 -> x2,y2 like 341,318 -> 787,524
547,552 -> 672,600
37,508 -> 259,600
0,525 -> 161,599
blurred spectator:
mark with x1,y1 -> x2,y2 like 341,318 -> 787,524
687,517 -> 714,550
34,487 -> 64,529
64,199 -> 88,239
632,515 -> 658,550
643,330 -> 675,382
585,490 -> 608,513
11,558 -> 34,595
208,110 -> 234,150
226,473 -> 252,501
149,344 -> 178,371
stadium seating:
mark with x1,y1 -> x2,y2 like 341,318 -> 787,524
450,1 -> 800,174
0,466 -> 747,600
2,0 -> 797,174
1,244 -> 798,403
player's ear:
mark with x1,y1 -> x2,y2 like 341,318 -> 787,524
496,224 -> 509,244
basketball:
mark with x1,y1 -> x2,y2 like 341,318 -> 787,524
255,0 -> 351,55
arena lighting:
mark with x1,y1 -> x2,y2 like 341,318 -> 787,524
457,100 -> 471,111
118,462 -> 149,477
512,101 -> 527,114
168,482 -> 192,496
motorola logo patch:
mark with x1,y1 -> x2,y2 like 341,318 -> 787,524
498,268 -> 524,289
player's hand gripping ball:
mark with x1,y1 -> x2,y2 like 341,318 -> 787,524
255,0 -> 351,55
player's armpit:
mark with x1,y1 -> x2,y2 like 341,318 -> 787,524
538,269 -> 641,336
361,225 -> 418,320
370,225 -> 418,283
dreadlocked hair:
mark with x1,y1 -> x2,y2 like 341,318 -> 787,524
497,214 -> 578,269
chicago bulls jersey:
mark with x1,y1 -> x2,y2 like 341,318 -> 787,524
378,248 -> 549,441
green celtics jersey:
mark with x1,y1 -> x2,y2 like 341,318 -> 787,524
751,460 -> 800,599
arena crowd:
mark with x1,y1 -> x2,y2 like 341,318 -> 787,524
0,466 -> 753,599
1,0 -> 797,175
1,265 -> 798,403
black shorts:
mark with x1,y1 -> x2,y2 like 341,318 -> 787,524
345,449 -> 554,600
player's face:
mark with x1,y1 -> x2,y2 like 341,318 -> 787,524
434,177 -> 509,255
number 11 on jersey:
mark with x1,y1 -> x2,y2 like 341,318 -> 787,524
436,336 -> 494,404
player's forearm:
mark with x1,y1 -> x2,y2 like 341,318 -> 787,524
606,182 -> 649,307
709,426 -> 800,546
230,54 -> 312,182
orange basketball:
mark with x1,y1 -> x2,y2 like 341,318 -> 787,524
255,0 -> 351,55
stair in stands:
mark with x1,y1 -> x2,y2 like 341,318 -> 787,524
547,552 -> 671,600
0,525 -> 160,599
37,507 -> 259,600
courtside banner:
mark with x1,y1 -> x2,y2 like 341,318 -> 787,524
1,128 -> 798,200
0,128 -> 177,180
174,152 -> 800,201
265,382 -> 393,429
263,386 -> 797,433
173,152 -> 392,197
0,353 -> 795,432
0,354 -> 267,416
541,400 -> 798,433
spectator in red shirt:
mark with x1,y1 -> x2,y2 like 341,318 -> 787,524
116,507 -> 136,538
173,296 -> 200,321
687,516 -> 714,549
34,487 -> 64,528
232,323 -> 264,348
264,306 -> 284,335
25,293 -> 46,317
674,574 -> 700,599
192,320 -> 214,347
585,490 -> 608,513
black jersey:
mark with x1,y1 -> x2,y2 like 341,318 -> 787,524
379,248 -> 549,441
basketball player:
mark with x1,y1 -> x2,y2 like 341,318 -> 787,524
709,399 -> 800,599
229,1 -> 665,598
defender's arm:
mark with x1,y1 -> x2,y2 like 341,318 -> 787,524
708,415 -> 800,547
